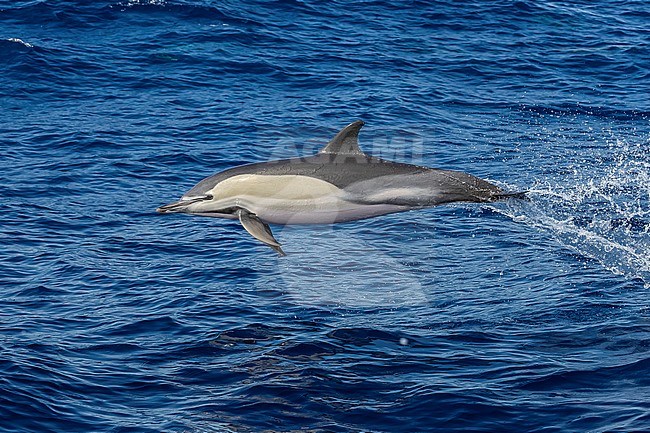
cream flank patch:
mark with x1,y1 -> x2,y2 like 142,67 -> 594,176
208,174 -> 343,201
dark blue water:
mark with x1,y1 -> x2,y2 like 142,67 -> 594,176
2,1 -> 650,432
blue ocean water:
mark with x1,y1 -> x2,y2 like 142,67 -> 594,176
1,0 -> 650,431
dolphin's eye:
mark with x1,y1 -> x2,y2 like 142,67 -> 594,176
204,194 -> 214,200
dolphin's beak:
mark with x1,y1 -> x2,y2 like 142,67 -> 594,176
156,201 -> 185,213
156,196 -> 209,213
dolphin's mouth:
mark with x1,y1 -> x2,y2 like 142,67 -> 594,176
156,195 -> 212,213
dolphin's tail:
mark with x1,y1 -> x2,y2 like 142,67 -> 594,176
431,171 -> 528,205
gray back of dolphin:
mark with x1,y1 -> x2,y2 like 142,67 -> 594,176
183,121 -> 504,206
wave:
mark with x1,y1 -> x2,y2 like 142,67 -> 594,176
2,38 -> 34,48
0,0 -> 253,28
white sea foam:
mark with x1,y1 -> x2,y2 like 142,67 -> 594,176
6,38 -> 33,48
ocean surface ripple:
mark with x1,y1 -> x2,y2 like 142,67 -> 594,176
1,1 -> 649,432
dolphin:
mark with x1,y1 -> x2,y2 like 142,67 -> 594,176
157,120 -> 524,255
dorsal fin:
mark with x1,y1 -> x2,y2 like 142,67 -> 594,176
318,120 -> 365,155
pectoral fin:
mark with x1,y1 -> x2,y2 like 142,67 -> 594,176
237,209 -> 286,256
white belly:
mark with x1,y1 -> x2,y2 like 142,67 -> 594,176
192,174 -> 408,225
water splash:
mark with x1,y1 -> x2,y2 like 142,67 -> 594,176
499,138 -> 650,287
